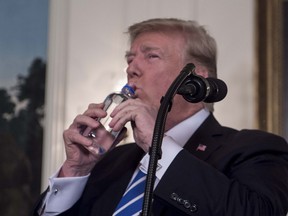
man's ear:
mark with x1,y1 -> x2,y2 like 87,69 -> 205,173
194,65 -> 209,78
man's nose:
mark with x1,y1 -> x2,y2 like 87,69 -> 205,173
126,61 -> 142,79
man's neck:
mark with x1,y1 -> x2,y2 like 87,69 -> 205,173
165,103 -> 204,131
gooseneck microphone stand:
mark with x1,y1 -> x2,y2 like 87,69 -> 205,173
141,63 -> 196,216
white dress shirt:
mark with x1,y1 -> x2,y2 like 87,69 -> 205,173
41,108 -> 210,215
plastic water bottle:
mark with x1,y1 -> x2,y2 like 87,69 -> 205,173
81,84 -> 135,155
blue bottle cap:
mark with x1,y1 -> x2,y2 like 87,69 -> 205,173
121,84 -> 135,98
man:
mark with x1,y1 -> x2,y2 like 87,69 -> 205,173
35,18 -> 288,216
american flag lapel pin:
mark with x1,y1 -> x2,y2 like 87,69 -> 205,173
196,143 -> 207,152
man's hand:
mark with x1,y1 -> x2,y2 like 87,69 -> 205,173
60,103 -> 109,177
109,99 -> 158,153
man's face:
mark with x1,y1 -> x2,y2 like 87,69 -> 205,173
126,32 -> 186,108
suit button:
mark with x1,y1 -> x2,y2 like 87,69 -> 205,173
183,200 -> 191,209
190,204 -> 197,213
177,197 -> 184,204
170,193 -> 178,201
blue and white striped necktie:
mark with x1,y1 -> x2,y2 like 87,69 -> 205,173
113,169 -> 146,216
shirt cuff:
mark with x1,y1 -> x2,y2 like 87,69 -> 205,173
43,169 -> 90,215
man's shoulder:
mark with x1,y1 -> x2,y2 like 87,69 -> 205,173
225,127 -> 287,145
217,126 -> 288,155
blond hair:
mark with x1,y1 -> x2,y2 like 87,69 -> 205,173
127,18 -> 217,78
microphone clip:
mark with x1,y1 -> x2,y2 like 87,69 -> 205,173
178,74 -> 210,103
177,72 -> 227,103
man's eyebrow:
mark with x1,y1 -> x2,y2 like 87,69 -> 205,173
125,46 -> 162,59
125,51 -> 135,59
140,45 -> 161,53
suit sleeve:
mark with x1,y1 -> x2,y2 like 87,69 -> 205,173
153,133 -> 288,216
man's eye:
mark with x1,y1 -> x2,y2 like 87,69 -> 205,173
127,58 -> 133,64
148,54 -> 159,59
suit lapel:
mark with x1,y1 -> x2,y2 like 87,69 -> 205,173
151,115 -> 227,215
184,114 -> 224,161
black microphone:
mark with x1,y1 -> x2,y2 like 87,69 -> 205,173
177,75 -> 228,103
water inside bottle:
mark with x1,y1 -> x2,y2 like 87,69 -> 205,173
81,84 -> 135,155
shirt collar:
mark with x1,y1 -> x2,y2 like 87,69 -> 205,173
165,108 -> 210,148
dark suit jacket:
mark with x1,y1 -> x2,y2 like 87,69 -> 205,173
34,114 -> 288,216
